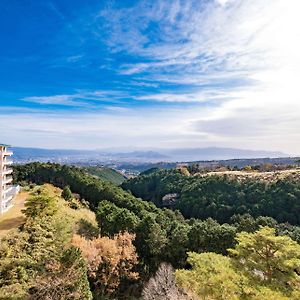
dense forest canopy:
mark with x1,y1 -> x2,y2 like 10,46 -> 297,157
8,162 -> 300,299
83,166 -> 127,185
122,168 -> 300,225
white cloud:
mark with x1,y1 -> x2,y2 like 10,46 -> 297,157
93,0 -> 300,154
215,0 -> 234,6
1,100 -> 299,155
22,95 -> 84,106
135,90 -> 227,102
22,90 -> 127,106
101,0 -> 270,75
4,0 -> 300,154
100,0 -> 300,101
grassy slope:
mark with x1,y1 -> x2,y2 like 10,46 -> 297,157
0,184 -> 97,240
0,191 -> 28,238
84,166 -> 127,185
0,184 -> 97,299
38,183 -> 97,230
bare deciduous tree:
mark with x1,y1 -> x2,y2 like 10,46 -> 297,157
142,263 -> 192,300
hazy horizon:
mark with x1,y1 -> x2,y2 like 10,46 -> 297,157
10,145 -> 294,163
7,144 -> 290,155
1,0 -> 299,153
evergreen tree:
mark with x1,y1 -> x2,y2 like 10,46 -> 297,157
229,226 -> 300,286
62,185 -> 73,201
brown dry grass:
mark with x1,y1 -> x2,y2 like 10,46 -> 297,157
0,190 -> 29,238
196,169 -> 300,182
0,184 -> 97,239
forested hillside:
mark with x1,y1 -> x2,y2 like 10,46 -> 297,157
0,184 -> 95,299
122,168 -> 300,225
8,163 -> 300,299
83,166 -> 126,185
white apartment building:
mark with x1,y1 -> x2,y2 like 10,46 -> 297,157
0,144 -> 14,214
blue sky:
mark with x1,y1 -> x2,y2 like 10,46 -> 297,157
0,0 -> 299,153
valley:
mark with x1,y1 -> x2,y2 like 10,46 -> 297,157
0,161 -> 299,299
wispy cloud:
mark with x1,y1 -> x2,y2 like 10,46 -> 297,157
98,0 -> 300,97
135,90 -> 228,103
2,0 -> 300,154
1,101 -> 299,154
99,0 -> 271,80
21,90 -> 129,107
22,95 -> 86,106
89,0 -> 300,153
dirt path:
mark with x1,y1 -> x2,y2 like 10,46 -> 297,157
0,191 -> 29,238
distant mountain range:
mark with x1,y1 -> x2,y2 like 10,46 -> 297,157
159,147 -> 287,161
11,146 -> 288,164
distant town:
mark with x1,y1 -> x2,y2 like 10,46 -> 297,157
11,146 -> 300,177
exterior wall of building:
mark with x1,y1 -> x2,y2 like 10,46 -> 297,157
0,145 -> 14,214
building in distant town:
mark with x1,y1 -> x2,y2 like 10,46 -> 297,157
0,144 -> 15,214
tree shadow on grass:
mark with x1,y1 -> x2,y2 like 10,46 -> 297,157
76,218 -> 99,239
0,216 -> 25,232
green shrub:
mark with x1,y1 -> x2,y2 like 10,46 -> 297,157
22,195 -> 57,219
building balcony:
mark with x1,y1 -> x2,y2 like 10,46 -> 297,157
2,176 -> 13,185
1,194 -> 13,213
2,168 -> 13,175
3,160 -> 13,165
3,194 -> 13,202
3,151 -> 13,156
3,186 -> 13,195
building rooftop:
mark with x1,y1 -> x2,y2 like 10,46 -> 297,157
0,144 -> 11,147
